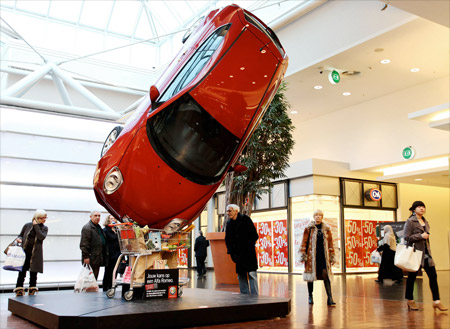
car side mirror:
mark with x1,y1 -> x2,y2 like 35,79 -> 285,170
149,85 -> 160,103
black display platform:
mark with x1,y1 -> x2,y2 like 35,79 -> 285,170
8,288 -> 291,328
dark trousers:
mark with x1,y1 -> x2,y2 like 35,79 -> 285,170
405,258 -> 440,301
307,279 -> 332,296
196,256 -> 206,275
16,253 -> 37,288
102,259 -> 118,291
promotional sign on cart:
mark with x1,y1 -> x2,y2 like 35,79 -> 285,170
144,269 -> 179,299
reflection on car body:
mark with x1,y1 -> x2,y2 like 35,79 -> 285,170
93,4 -> 288,232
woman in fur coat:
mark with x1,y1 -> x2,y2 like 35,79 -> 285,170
299,209 -> 336,306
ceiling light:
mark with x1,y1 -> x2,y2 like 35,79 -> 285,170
382,157 -> 448,176
290,110 -> 298,114
380,59 -> 390,64
374,48 -> 384,52
342,92 -> 351,96
314,85 -> 323,90
414,178 -> 423,181
410,68 -> 420,72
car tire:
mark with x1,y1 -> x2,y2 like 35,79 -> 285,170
101,126 -> 123,157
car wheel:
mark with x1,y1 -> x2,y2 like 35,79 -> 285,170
101,126 -> 123,157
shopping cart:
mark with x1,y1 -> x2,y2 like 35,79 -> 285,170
106,223 -> 191,301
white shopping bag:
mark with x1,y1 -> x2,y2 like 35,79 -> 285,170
394,244 -> 422,272
370,250 -> 382,264
2,246 -> 26,271
74,264 -> 99,292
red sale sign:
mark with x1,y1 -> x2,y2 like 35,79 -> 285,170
177,248 -> 188,267
257,221 -> 273,267
345,220 -> 379,268
273,220 -> 288,267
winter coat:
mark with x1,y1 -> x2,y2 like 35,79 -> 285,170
403,215 -> 435,267
103,226 -> 121,261
377,243 -> 403,280
194,235 -> 209,258
225,213 -> 259,274
18,222 -> 48,273
80,221 -> 108,268
299,221 -> 335,282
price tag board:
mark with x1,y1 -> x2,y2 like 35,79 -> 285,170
144,269 -> 179,299
273,220 -> 288,267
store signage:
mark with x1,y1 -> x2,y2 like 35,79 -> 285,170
365,188 -> 382,201
144,269 -> 179,299
328,70 -> 340,84
402,146 -> 415,160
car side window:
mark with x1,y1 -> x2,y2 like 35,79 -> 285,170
157,24 -> 230,105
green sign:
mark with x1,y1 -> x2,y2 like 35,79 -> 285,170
328,70 -> 340,84
402,146 -> 415,160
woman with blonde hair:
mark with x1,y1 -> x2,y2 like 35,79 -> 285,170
13,209 -> 48,296
299,209 -> 336,306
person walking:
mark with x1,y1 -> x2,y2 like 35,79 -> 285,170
300,209 -> 336,306
194,231 -> 209,278
13,209 -> 48,297
80,210 -> 108,280
225,204 -> 259,295
102,214 -> 121,291
404,201 -> 447,311
375,225 -> 403,284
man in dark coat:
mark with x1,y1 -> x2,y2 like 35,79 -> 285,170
80,210 -> 108,279
225,204 -> 259,295
194,231 -> 210,278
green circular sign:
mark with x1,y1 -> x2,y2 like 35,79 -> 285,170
328,70 -> 340,84
402,146 -> 415,160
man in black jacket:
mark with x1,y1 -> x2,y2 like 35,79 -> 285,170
194,231 -> 209,278
225,204 -> 259,295
80,210 -> 108,279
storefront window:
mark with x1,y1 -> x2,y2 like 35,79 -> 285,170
291,195 -> 341,273
344,208 -> 394,273
252,209 -> 288,273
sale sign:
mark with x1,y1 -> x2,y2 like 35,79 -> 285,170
257,221 -> 273,267
345,220 -> 379,268
177,248 -> 188,267
273,220 -> 288,267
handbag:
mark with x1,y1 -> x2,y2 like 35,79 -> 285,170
2,246 -> 26,271
3,239 -> 18,255
74,264 -> 99,293
394,243 -> 423,272
370,249 -> 382,264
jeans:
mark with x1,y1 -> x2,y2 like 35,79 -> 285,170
238,271 -> 259,295
405,258 -> 440,301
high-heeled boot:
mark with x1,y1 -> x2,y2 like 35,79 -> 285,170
307,282 -> 314,304
324,279 -> 336,306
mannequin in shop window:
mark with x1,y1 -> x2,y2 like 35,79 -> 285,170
299,209 -> 336,306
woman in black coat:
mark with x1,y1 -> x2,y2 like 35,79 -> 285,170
375,225 -> 403,283
102,215 -> 121,291
14,209 -> 48,296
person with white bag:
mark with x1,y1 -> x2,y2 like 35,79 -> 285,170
375,225 -> 403,284
404,201 -> 447,312
13,209 -> 48,297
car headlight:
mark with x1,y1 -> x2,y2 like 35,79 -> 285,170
103,166 -> 123,194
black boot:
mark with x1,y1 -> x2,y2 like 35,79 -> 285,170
307,282 -> 314,304
324,279 -> 336,306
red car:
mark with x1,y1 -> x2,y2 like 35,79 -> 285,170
93,4 -> 288,232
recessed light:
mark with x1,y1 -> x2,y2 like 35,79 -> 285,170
342,92 -> 351,96
380,59 -> 391,64
290,110 -> 298,114
374,48 -> 384,52
410,68 -> 420,72
314,85 -> 323,90
240,67 -> 245,70
229,75 -> 234,78
414,178 -> 422,181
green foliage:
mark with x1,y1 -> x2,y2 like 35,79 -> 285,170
229,81 -> 295,214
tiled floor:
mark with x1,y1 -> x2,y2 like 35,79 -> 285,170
1,270 -> 449,328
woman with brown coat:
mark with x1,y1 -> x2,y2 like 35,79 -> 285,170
300,209 -> 336,306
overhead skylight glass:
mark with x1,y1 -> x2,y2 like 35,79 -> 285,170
16,0 -> 50,16
79,0 -> 113,30
108,1 -> 142,36
49,1 -> 83,23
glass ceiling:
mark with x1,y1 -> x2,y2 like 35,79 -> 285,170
0,1 -> 304,85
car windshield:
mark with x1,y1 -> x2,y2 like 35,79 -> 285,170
147,94 -> 240,185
